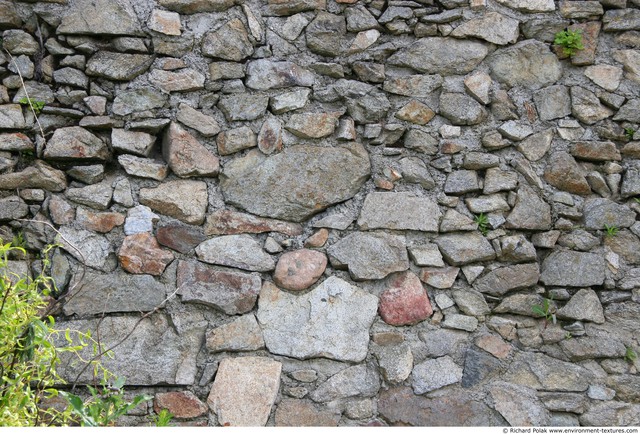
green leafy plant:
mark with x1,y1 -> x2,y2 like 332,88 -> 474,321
604,224 -> 619,237
532,296 -> 557,327
153,409 -> 174,427
625,127 -> 636,141
554,28 -> 584,57
625,346 -> 637,363
18,97 -> 45,115
0,242 -> 78,426
474,213 -> 489,236
59,376 -> 152,427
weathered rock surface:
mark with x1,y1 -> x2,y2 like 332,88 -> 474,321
257,277 -> 378,362
389,37 -> 489,74
177,260 -> 261,315
221,143 -> 370,222
44,127 -> 109,161
207,357 -> 281,426
117,233 -> 174,276
163,122 -> 219,178
139,180 -> 208,225
357,192 -> 440,232
310,364 -> 380,402
489,40 -> 562,89
205,314 -> 264,352
473,263 -> 540,296
273,249 -> 327,291
328,232 -> 409,280
379,271 -> 432,326
57,0 -> 142,36
196,235 -> 275,272
540,251 -> 605,287
434,233 -> 496,266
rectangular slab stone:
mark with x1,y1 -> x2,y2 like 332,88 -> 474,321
357,192 -> 441,232
434,233 -> 496,266
539,251 -> 605,287
473,263 -> 540,296
207,357 -> 281,427
56,314 -> 201,386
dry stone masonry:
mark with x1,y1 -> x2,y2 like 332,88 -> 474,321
1,0 -> 640,427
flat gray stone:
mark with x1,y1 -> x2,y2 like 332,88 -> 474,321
489,40 -> 562,90
139,180 -> 208,225
176,104 -> 220,137
0,161 -> 67,192
389,37 -> 489,75
57,314 -> 201,385
207,357 -> 281,427
270,88 -> 311,114
434,233 -> 496,266
257,277 -> 378,362
112,128 -> 156,157
246,59 -> 314,90
118,155 -> 168,181
57,0 -> 142,36
205,314 -> 264,352
539,251 -> 605,287
0,104 -> 26,130
583,198 -> 636,229
305,12 -> 346,57
218,93 -> 269,121
560,336 -> 626,361
310,365 -> 380,403
490,382 -> 550,426
556,289 -> 605,324
65,181 -> 113,210
57,227 -> 116,273
177,260 -> 261,314
504,351 -> 593,392
450,12 -> 519,45
63,270 -> 167,316
534,85 -> 571,121
86,52 -> 154,81
0,196 -> 28,221
220,143 -> 370,222
112,88 -> 167,116
473,263 -> 540,296
328,232 -> 409,280
374,343 -> 413,384
158,0 -> 235,13
333,80 -> 390,123
505,185 -> 552,230
439,93 -> 487,125
202,19 -> 253,61
357,192 -> 441,232
383,75 -> 443,97
580,402 -> 640,426
162,122 -> 219,178
196,235 -> 275,272
149,68 -> 205,92
412,356 -> 463,394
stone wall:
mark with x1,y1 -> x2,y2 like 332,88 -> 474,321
1,0 -> 640,427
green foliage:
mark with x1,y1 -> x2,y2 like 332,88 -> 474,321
604,224 -> 619,237
153,409 -> 174,427
554,29 -> 584,57
532,297 -> 557,325
0,242 -> 71,426
59,377 -> 152,427
625,346 -> 638,363
474,213 -> 489,236
18,97 -> 45,115
625,127 -> 636,141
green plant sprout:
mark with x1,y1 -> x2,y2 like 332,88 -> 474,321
554,28 -> 584,57
59,376 -> 152,427
624,127 -> 636,141
532,296 -> 556,327
604,224 -> 619,237
474,213 -> 489,236
625,346 -> 637,363
153,409 -> 174,427
18,97 -> 45,115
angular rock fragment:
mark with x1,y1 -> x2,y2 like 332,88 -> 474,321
379,271 -> 432,326
328,232 -> 409,280
285,112 -> 340,138
0,161 -> 66,192
310,365 -> 380,403
196,235 -> 275,272
221,143 -> 370,222
205,314 -> 264,352
163,122 -> 219,178
139,180 -> 208,225
57,0 -> 143,36
207,357 -> 281,426
490,382 -> 550,426
86,52 -> 154,81
118,233 -> 174,276
118,155 -> 168,181
434,233 -> 496,266
358,192 -> 440,232
177,260 -> 261,315
473,263 -> 540,296
545,151 -> 592,195
412,356 -> 463,394
450,12 -> 519,45
246,59 -> 314,90
44,127 -> 109,161
489,40 -> 562,90
539,251 -> 605,287
556,289 -> 605,324
176,104 -> 220,137
202,19 -> 253,61
111,128 -> 156,157
149,69 -> 205,92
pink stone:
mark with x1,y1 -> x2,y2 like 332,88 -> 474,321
154,391 -> 208,419
273,249 -> 327,291
379,271 -> 433,326
475,334 -> 513,359
304,228 -> 329,248
76,207 -> 124,233
118,233 -> 174,276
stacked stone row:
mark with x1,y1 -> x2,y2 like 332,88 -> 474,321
1,0 -> 640,427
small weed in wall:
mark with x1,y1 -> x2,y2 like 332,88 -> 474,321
474,213 -> 489,236
604,224 -> 619,238
554,29 -> 584,57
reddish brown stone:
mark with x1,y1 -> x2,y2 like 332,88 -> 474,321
76,207 -> 124,233
475,334 -> 513,359
273,249 -> 327,291
154,391 -> 208,419
162,122 -> 219,178
570,22 -> 600,66
379,271 -> 432,326
622,142 -> 640,158
258,117 -> 283,155
275,399 -> 340,427
441,141 -> 465,154
571,141 -> 621,162
118,233 -> 174,276
395,100 -> 435,125
378,386 -> 504,426
204,209 -> 303,236
544,151 -> 591,195
157,221 -> 206,253
304,228 -> 329,248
